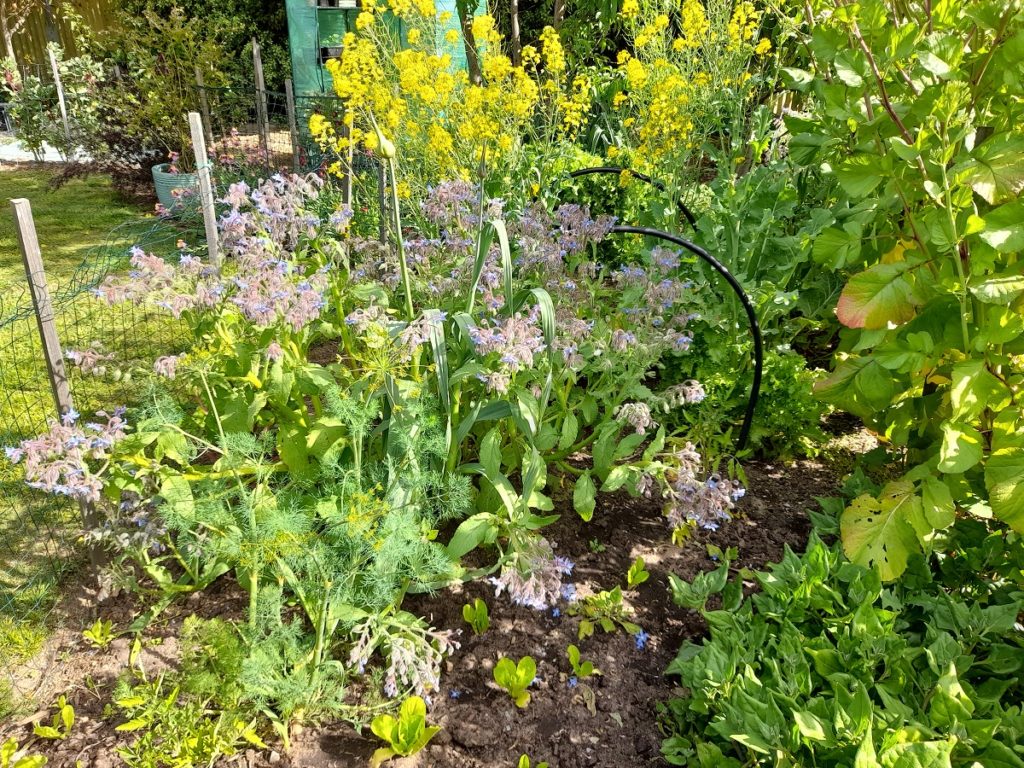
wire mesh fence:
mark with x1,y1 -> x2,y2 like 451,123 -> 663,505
0,75 -> 387,712
0,215 -> 193,706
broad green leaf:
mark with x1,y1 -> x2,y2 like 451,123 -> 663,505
937,422 -> 983,474
986,445 -> 1024,532
878,740 -> 954,768
602,465 -> 631,492
956,134 -> 1024,204
837,263 -> 918,329
918,51 -> 952,78
929,663 -> 975,729
920,477 -> 955,529
794,710 -> 828,741
558,413 -> 579,451
841,482 -> 922,580
970,273 -> 1024,303
815,358 -> 895,421
836,155 -> 885,198
950,360 -> 1010,421
447,512 -> 496,558
574,471 -> 596,522
980,202 -> 1024,253
854,728 -> 879,768
834,49 -> 866,86
780,67 -> 814,91
480,428 -> 502,478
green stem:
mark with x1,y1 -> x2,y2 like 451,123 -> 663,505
387,156 -> 415,321
939,129 -> 970,351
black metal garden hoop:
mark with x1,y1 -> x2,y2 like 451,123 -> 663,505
566,166 -> 698,229
560,166 -> 763,454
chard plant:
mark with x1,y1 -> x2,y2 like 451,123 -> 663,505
788,0 -> 1024,579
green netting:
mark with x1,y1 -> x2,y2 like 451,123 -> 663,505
0,214 -> 194,710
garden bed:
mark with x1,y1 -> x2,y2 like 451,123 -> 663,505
4,454 -> 838,768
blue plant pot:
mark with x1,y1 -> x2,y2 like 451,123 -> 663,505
151,163 -> 199,213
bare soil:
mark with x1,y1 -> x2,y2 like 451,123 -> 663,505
2,453 -> 838,768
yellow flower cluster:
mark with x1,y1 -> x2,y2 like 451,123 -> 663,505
540,26 -> 566,76
637,72 -> 693,164
675,0 -> 709,50
728,1 -> 760,49
635,13 -> 670,48
618,52 -> 648,89
557,74 -> 592,138
620,0 -> 639,19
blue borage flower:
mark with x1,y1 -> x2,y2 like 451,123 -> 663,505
634,630 -> 650,650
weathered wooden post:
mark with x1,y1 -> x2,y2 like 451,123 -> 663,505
47,47 -> 72,153
252,38 -> 272,167
189,112 -> 221,268
284,78 -> 300,173
11,198 -> 101,567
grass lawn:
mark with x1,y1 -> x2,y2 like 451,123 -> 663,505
0,164 -> 153,288
0,165 -> 189,720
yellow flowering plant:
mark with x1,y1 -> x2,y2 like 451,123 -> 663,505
309,1 -> 594,213
611,0 -> 776,200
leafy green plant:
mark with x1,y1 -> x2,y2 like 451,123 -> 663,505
493,656 -> 537,708
82,618 -> 116,650
659,534 -> 1024,766
462,598 -> 490,635
33,695 -> 73,740
0,739 -> 44,768
570,586 -> 640,639
517,756 -> 550,768
566,644 -> 599,679
625,557 -> 650,590
787,0 -> 1024,579
369,695 -> 440,767
114,675 -> 265,768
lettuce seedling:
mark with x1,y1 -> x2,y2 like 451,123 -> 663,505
494,656 -> 537,708
370,696 -> 440,767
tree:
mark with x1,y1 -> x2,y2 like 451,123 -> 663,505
0,0 -> 44,66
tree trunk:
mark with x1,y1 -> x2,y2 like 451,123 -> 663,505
457,0 -> 482,84
510,0 -> 522,66
553,0 -> 566,29
1,14 -> 16,64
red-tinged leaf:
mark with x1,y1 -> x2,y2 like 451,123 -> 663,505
836,263 -> 918,329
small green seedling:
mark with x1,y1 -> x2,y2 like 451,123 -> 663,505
493,655 -> 537,708
567,644 -> 600,679
462,597 -> 490,635
370,696 -> 440,767
82,618 -> 116,650
588,538 -> 606,553
626,557 -> 650,590
518,755 -> 549,768
1,739 -> 45,768
571,586 -> 641,640
33,695 -> 74,740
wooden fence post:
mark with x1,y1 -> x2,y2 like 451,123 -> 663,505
47,47 -> 72,154
195,65 -> 214,146
189,112 -> 221,268
11,198 -> 101,567
284,78 -> 300,173
252,38 -> 272,167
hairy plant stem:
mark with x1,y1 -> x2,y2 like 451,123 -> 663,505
387,156 -> 415,321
